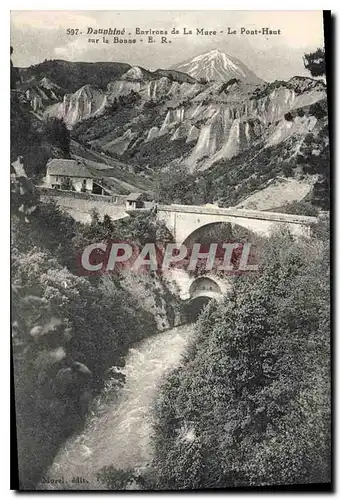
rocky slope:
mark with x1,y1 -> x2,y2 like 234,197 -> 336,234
16,54 -> 329,209
42,65 -> 199,127
66,72 -> 326,173
234,176 -> 317,211
45,84 -> 108,126
15,76 -> 64,113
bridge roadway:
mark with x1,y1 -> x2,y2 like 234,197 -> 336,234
38,187 -> 318,242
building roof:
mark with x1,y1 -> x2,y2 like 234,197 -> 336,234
46,159 -> 94,178
126,192 -> 143,201
87,166 -> 121,178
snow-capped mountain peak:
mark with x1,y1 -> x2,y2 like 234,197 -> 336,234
172,49 -> 264,84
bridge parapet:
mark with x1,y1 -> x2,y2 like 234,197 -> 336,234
36,188 -> 319,242
157,204 -> 318,226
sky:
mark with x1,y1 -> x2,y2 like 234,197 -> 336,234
10,10 -> 325,81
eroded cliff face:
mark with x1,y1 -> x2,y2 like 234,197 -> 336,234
45,85 -> 108,127
23,77 -> 64,112
120,272 -> 183,331
42,64 -> 326,175
149,78 -> 325,171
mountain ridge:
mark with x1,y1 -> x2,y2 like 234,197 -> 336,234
19,59 -> 131,93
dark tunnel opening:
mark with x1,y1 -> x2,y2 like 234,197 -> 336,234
185,296 -> 212,323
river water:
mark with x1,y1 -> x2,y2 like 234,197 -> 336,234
38,324 -> 194,490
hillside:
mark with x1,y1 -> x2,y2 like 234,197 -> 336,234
19,59 -> 131,93
70,140 -> 153,194
234,177 -> 316,211
15,52 -> 329,211
10,88 -> 153,195
67,74 -> 328,209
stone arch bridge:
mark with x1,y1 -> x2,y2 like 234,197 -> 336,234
156,204 -> 316,311
39,189 -> 318,309
157,204 -> 317,313
39,189 -> 317,244
156,204 -> 317,244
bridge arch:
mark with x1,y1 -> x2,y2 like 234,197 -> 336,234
178,217 -> 272,246
185,276 -> 222,322
182,221 -> 233,247
180,220 -> 262,248
189,276 -> 222,299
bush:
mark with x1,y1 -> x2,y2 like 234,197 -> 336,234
284,112 -> 294,122
97,466 -> 144,490
44,118 -> 71,157
150,230 -> 330,489
309,101 -> 327,120
276,200 -> 319,216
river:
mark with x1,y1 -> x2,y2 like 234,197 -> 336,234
38,323 -> 194,490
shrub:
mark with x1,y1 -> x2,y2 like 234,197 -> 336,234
150,230 -> 330,489
276,200 -> 319,217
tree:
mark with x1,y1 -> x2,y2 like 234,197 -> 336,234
103,214 -> 114,232
11,91 -> 71,181
44,118 -> 71,157
11,159 -> 39,223
150,230 -> 330,489
303,47 -> 325,77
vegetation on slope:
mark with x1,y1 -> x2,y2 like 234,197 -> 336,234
20,59 -> 131,93
11,90 -> 71,181
148,227 -> 330,489
12,176 -> 178,489
98,222 -> 330,489
11,87 -> 177,488
153,98 -> 329,211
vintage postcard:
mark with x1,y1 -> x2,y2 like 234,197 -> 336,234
11,10 -> 331,491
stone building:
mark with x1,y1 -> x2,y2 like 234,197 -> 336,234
45,159 -> 94,192
125,192 -> 144,209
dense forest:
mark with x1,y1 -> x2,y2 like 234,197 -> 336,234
149,225 -> 330,488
